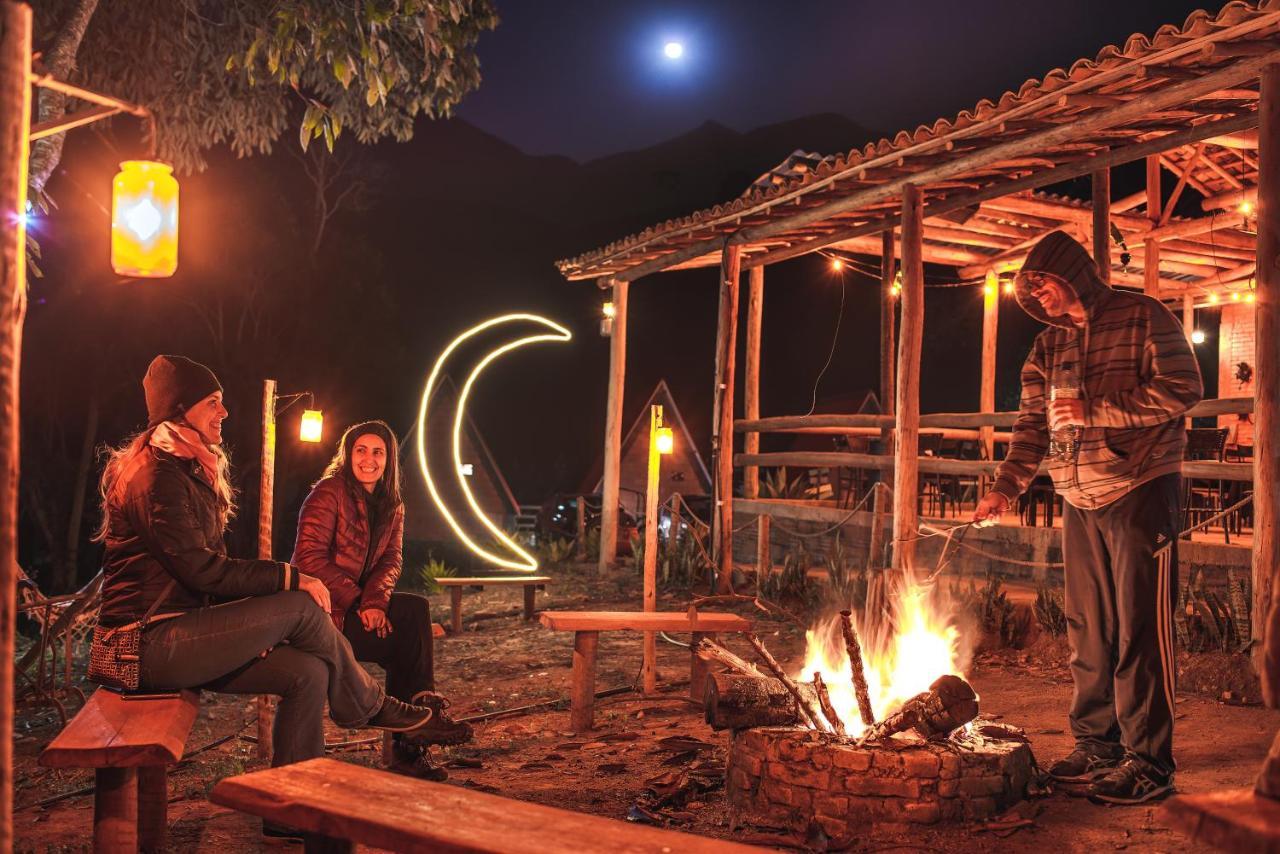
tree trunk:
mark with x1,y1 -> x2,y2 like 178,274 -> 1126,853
59,392 -> 98,590
704,672 -> 819,731
28,0 -> 101,197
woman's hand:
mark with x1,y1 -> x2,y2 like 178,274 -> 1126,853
297,571 -> 332,613
359,607 -> 392,638
972,491 -> 1009,528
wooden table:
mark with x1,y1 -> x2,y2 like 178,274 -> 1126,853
436,575 -> 551,634
211,757 -> 762,853
539,610 -> 752,732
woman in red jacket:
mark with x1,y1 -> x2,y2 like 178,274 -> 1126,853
293,420 -> 469,778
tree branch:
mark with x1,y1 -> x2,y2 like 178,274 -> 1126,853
29,0 -> 101,197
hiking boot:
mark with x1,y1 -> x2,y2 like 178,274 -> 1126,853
410,689 -> 451,713
367,696 -> 435,733
1088,758 -> 1174,805
399,708 -> 473,747
1048,746 -> 1122,782
389,739 -> 449,782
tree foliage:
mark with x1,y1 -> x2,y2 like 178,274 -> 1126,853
32,0 -> 499,176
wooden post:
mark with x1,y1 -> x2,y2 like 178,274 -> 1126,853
743,265 -> 764,499
755,513 -> 771,592
449,587 -> 463,635
0,6 -> 31,848
880,229 -> 897,420
642,404 -> 662,694
892,185 -> 925,573
599,278 -> 628,573
523,583 -> 536,621
1255,63 -> 1280,700
1145,155 -> 1162,297
94,767 -> 137,853
689,631 -> 710,703
574,495 -> 587,560
713,245 -> 742,592
256,380 -> 277,761
980,271 -> 999,470
867,482 -> 888,569
137,766 -> 167,851
1092,165 -> 1111,283
1183,294 -> 1196,344
570,630 -> 599,733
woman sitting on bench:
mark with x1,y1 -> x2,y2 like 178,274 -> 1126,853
95,357 -> 444,780
293,420 -> 469,780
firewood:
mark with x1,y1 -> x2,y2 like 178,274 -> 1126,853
812,672 -> 846,737
693,638 -> 763,678
839,610 -> 877,729
744,632 -> 828,732
703,672 -> 819,730
858,674 -> 979,745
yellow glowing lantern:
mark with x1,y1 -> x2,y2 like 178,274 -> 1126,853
655,426 -> 675,455
1208,291 -> 1219,304
299,409 -> 324,443
831,258 -> 844,272
1003,281 -> 1016,296
111,160 -> 179,277
1191,329 -> 1206,345
1239,200 -> 1254,217
982,282 -> 995,297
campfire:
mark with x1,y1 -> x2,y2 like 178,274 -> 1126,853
700,579 -> 1034,834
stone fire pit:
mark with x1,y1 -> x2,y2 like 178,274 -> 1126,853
726,724 -> 1034,835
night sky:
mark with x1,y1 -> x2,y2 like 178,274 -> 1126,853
460,0 -> 1215,161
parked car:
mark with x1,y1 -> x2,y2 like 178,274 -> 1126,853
535,493 -> 637,556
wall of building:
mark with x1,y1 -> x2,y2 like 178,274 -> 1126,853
1218,301 -> 1256,448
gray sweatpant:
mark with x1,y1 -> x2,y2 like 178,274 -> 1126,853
1062,473 -> 1180,776
138,590 -> 385,767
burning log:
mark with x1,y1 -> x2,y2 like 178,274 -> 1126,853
744,632 -> 829,732
858,674 -> 979,745
812,672 -> 846,737
704,672 -> 819,730
838,610 -> 877,729
693,637 -> 763,678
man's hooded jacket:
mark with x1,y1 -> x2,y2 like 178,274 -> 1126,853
991,231 -> 1203,510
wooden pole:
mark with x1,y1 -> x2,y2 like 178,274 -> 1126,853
880,228 -> 897,421
713,245 -> 742,592
574,495 -> 587,560
1254,63 -> 1280,702
743,265 -> 764,499
892,185 -> 924,573
257,379 -> 277,761
1145,155 -> 1163,297
599,278 -> 628,573
0,7 -> 31,847
980,271 -> 999,469
1183,294 -> 1196,345
755,513 -> 770,593
642,405 -> 662,694
867,482 -> 888,569
1093,165 -> 1111,284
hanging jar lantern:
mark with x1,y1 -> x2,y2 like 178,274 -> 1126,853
299,409 -> 324,443
111,160 -> 179,277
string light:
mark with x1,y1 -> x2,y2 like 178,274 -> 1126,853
830,258 -> 844,272
982,282 -> 995,297
1207,291 -> 1219,304
1239,200 -> 1254,217
1245,291 -> 1256,303
1003,281 -> 1016,296
1191,329 -> 1206,345
1232,291 -> 1242,302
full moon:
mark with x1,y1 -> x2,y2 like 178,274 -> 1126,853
663,41 -> 684,60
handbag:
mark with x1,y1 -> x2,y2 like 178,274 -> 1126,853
88,579 -> 177,691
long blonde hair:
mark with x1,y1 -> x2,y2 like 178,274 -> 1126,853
93,426 -> 237,542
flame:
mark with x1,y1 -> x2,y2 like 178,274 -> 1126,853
798,581 -> 964,738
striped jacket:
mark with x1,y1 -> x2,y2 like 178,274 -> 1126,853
992,231 -> 1203,511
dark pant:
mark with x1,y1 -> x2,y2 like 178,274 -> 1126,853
1062,473 -> 1180,776
138,590 -> 385,767
343,592 -> 435,702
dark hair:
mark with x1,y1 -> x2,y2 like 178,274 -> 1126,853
321,420 -> 403,526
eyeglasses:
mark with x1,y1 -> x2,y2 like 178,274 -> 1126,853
1020,271 -> 1065,296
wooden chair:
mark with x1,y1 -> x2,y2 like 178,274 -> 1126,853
1184,427 -> 1231,542
211,757 -> 760,853
16,568 -> 103,724
40,688 -> 199,853
917,434 -> 960,517
1018,475 -> 1059,528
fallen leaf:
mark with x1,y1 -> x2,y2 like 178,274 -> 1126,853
554,742 -> 586,751
598,763 -> 628,774
661,750 -> 698,767
543,753 -> 566,761
599,732 -> 641,742
519,762 -> 553,771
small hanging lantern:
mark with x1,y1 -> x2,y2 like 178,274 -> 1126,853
111,160 -> 179,278
600,300 -> 616,337
655,426 -> 674,455
299,409 -> 324,443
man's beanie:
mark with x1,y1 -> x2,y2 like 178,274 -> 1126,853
143,355 -> 222,427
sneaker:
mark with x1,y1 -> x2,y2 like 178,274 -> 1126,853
390,739 -> 449,782
1088,758 -> 1174,805
367,696 -> 435,733
1048,746 -> 1123,782
399,708 -> 474,747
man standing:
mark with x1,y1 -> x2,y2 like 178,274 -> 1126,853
973,231 -> 1202,804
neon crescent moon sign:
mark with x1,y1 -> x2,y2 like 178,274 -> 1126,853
417,314 -> 572,572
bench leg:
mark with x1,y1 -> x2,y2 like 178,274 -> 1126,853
570,630 -> 599,734
523,584 -> 536,620
450,587 -> 463,635
94,767 -> 137,853
304,834 -> 355,854
690,632 -> 713,703
138,766 -> 167,852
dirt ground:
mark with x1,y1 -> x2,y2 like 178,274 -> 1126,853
13,562 -> 1280,853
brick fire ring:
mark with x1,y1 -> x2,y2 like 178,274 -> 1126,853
726,725 -> 1034,835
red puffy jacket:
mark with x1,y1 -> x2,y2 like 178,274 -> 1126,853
291,476 -> 404,629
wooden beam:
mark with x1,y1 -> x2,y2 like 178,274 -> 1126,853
1093,165 -> 1111,283
893,185 -> 924,573
713,246 -> 742,592
980,271 -> 999,466
1146,155 -> 1163,297
1183,294 -> 1196,346
1255,61 -> 1280,698
599,278 -> 628,573
1160,143 -> 1206,226
1137,213 -> 1249,243
880,230 -> 896,420
1202,185 -> 1257,212
742,265 -> 764,499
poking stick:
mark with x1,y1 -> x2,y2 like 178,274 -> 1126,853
839,610 -> 876,729
694,638 -> 763,677
744,632 -> 828,732
812,672 -> 846,737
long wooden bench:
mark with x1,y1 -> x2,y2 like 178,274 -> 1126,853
40,688 -> 199,853
436,575 -> 552,634
211,757 -> 760,853
539,610 -> 752,732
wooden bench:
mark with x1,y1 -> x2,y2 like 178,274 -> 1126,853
211,756 -> 760,853
539,610 -> 752,732
436,575 -> 552,634
40,688 -> 199,853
